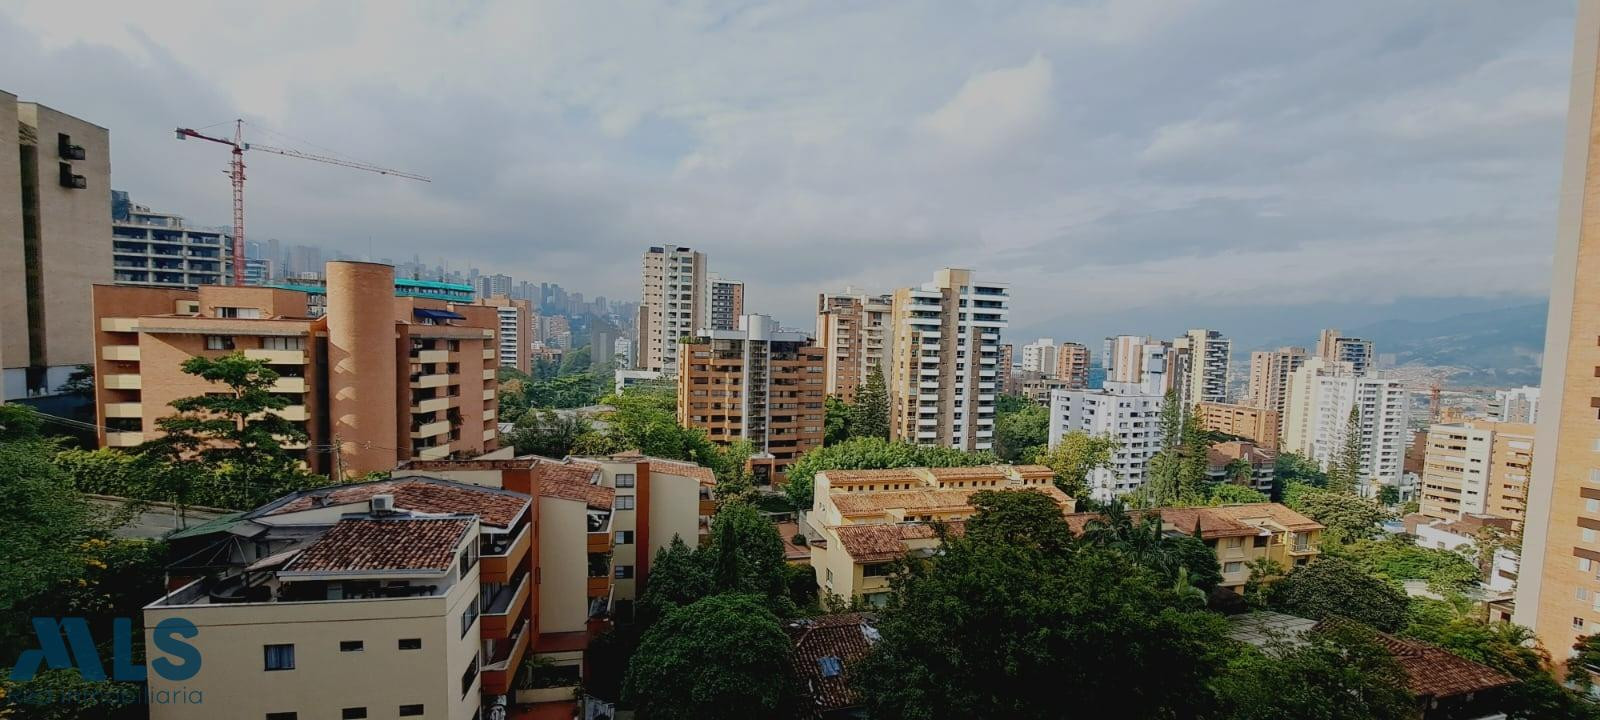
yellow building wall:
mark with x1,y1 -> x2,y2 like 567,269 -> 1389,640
538,496 -> 591,634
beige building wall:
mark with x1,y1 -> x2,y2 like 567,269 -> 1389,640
1247,346 -> 1307,414
1054,342 -> 1091,389
145,559 -> 481,720
1196,402 -> 1281,450
887,269 -> 1007,452
328,261 -> 400,475
1418,423 -> 1495,522
0,91 -> 23,376
1487,422 -> 1536,526
1516,0 -> 1600,659
538,495 -> 591,633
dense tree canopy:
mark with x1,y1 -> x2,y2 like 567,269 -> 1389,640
1329,534 -> 1481,594
1211,621 -> 1414,720
1032,430 -> 1117,500
783,436 -> 999,515
622,594 -> 794,720
993,397 -> 1049,462
848,365 -> 889,440
1283,481 -> 1388,541
1267,556 -> 1410,632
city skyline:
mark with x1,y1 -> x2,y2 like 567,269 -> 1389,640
0,2 -> 1572,338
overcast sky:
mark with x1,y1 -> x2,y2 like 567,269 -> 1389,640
0,1 -> 1574,342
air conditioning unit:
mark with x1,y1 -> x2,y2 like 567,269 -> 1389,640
371,494 -> 396,514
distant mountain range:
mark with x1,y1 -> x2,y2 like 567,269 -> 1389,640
1260,303 -> 1548,388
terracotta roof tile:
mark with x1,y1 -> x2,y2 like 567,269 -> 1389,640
832,485 -> 1071,516
787,613 -> 879,717
925,467 -> 1009,480
283,517 -> 472,573
1206,503 -> 1323,532
265,478 -> 529,528
822,468 -> 926,484
647,459 -> 716,486
535,462 -> 614,510
833,522 -> 965,563
1314,620 -> 1515,700
1063,504 -> 1320,540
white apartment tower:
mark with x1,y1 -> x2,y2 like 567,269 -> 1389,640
888,269 -> 1008,452
1020,338 -> 1058,375
1102,335 -> 1178,394
1282,358 -> 1410,493
1048,382 -> 1165,503
1175,328 -> 1231,406
638,245 -> 707,372
708,273 -> 744,331
1489,385 -> 1541,424
1316,328 -> 1375,375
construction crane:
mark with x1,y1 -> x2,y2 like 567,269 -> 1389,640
175,120 -> 430,285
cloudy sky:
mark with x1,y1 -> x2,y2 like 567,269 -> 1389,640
0,1 -> 1575,345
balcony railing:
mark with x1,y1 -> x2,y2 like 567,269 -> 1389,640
480,618 -> 531,696
480,523 -> 530,585
480,571 -> 530,640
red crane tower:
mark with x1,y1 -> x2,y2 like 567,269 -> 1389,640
175,120 -> 430,285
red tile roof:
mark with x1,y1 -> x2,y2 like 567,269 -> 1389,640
833,522 -> 965,563
282,517 -> 472,573
832,485 -> 1071,517
535,463 -> 614,510
1062,503 -> 1321,541
787,613 -> 879,718
265,478 -> 529,528
1315,620 -> 1515,700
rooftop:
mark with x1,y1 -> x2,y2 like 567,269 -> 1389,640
263,476 -> 530,529
832,485 -> 1071,517
535,462 -> 614,510
833,521 -> 965,563
280,517 -> 473,574
1064,503 -> 1321,541
787,613 -> 879,718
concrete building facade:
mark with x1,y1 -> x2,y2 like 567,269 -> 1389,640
1317,328 -> 1375,375
638,245 -> 706,372
2,91 -> 112,401
1197,401 -> 1281,450
708,274 -> 744,331
1175,328 -> 1231,406
1246,346 -> 1308,415
1101,335 -> 1176,395
1489,385 -> 1542,424
1020,338 -> 1057,375
478,295 -> 533,374
886,269 -> 1008,452
1054,342 -> 1091,389
1048,382 -> 1165,502
677,315 -> 826,485
815,289 -> 892,404
92,261 -> 500,477
1282,358 -> 1410,493
110,192 -> 229,289
1418,421 -> 1536,525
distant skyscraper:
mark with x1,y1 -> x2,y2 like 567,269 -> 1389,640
1316,328 -> 1374,375
1282,357 -> 1409,492
708,274 -> 744,331
1020,338 -> 1057,375
815,288 -> 893,403
1488,386 -> 1541,424
1049,382 -> 1164,503
887,268 -> 1007,452
1174,329 -> 1231,406
1102,335 -> 1176,395
1054,342 -> 1091,389
1247,346 -> 1308,414
639,245 -> 707,372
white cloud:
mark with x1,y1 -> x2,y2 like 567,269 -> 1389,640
917,54 -> 1055,155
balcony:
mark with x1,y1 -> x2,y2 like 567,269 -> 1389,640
244,348 -> 306,365
415,445 -> 450,461
587,576 -> 612,599
480,618 -> 531,696
587,529 -> 614,555
483,408 -> 496,422
105,431 -> 144,447
269,377 -> 306,393
413,349 -> 448,364
483,368 -> 496,381
412,420 -> 451,439
411,373 -> 448,389
481,524 -> 531,585
100,317 -> 138,333
480,571 -> 531,639
103,402 -> 142,418
414,396 -> 450,413
484,388 -> 496,401
103,374 -> 142,390
483,348 -> 496,360
483,428 -> 497,443
101,345 -> 140,362
275,405 -> 308,422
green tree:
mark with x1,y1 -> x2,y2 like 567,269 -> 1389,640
1376,484 -> 1400,506
507,409 -> 592,457
849,365 -> 889,440
1409,600 -> 1599,719
636,536 -> 713,627
1329,534 -> 1480,594
1284,481 -> 1387,541
705,502 -> 790,610
993,400 -> 1049,462
823,395 -> 852,446
1210,620 -> 1414,720
1032,431 -> 1118,500
1326,406 -> 1364,494
1207,483 -> 1270,505
1268,557 -> 1410,632
0,438 -> 98,655
622,594 -> 793,720
0,402 -> 45,441
1274,451 -> 1327,489
963,489 -> 1076,554
783,436 -> 999,520
1078,503 -> 1222,594
853,508 -> 1233,719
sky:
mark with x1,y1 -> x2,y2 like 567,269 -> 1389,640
0,1 -> 1576,346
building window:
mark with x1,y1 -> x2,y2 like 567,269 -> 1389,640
615,473 -> 636,488
461,656 -> 479,697
339,641 -> 363,652
461,600 -> 479,639
863,563 -> 892,578
205,335 -> 235,350
616,496 -> 635,511
614,531 -> 634,545
615,565 -> 635,579
261,336 -> 305,350
341,709 -> 367,720
263,644 -> 295,671
1577,617 -> 1587,631
1582,558 -> 1594,573
1224,562 -> 1244,574
398,638 -> 421,650
266,714 -> 297,720
399,706 -> 424,717
216,306 -> 263,319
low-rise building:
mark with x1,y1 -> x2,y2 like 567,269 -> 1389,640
806,465 -> 1070,605
1403,513 -> 1519,593
1067,503 -> 1323,591
1197,401 -> 1281,450
1206,440 -> 1276,493
786,613 -> 879,719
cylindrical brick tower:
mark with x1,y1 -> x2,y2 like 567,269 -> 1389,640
325,261 -> 398,476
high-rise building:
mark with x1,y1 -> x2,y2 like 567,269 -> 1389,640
1,91 -> 112,401
479,295 -> 533,374
1054,342 -> 1091,389
1418,421 -> 1535,525
708,274 -> 744,331
1316,328 -> 1375,375
815,288 -> 893,403
1101,335 -> 1177,394
475,273 -> 513,300
1174,328 -> 1231,406
1247,346 -> 1308,414
639,245 -> 707,372
1020,338 -> 1057,375
92,261 -> 501,477
998,343 -> 1016,395
109,193 -> 229,289
1515,6 -> 1600,656
887,269 -> 1008,452
1196,401 -> 1281,450
1048,381 -> 1164,502
1282,357 -> 1410,493
1489,385 -> 1541,424
677,314 -> 826,485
